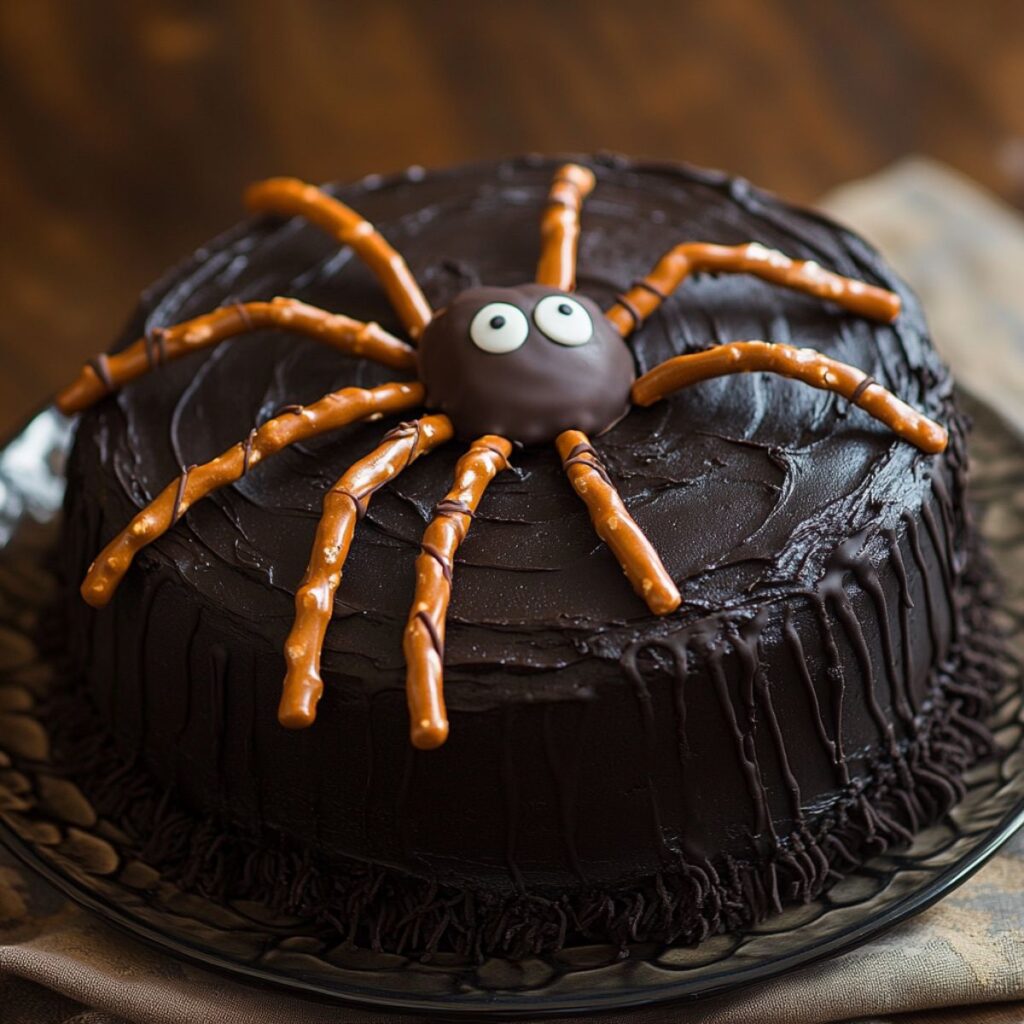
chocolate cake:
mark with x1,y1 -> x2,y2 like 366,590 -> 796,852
56,155 -> 999,956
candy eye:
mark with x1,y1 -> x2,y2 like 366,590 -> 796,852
469,302 -> 530,353
534,295 -> 593,346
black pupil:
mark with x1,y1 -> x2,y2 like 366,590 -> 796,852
489,315 -> 506,329
558,303 -> 572,315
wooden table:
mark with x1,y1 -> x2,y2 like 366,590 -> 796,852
2,0 -> 1023,434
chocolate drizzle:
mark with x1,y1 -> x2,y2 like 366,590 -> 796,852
143,327 -> 167,369
850,375 -> 877,404
87,353 -> 114,393
170,464 -> 193,524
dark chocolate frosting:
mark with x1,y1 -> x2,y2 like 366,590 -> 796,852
62,156 -> 982,941
78,155 -> 949,667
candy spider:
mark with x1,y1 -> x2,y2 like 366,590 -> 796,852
58,164 -> 947,750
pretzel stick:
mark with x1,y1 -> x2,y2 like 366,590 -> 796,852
56,299 -> 416,415
280,414 -> 454,729
556,430 -> 681,615
80,381 -> 425,607
245,178 -> 433,339
606,242 -> 901,336
535,163 -> 596,291
403,435 -> 513,750
632,341 -> 947,453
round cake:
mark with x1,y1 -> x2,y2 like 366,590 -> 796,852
58,154 -> 998,956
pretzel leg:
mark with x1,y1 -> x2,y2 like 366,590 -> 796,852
245,178 -> 433,339
556,430 -> 681,615
632,341 -> 948,453
606,242 -> 901,336
404,435 -> 513,749
280,414 -> 454,729
535,163 -> 596,291
56,299 -> 416,415
80,381 -> 425,607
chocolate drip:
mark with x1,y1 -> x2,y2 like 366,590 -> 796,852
707,642 -> 770,837
858,546 -> 914,727
904,512 -> 941,655
501,707 -> 525,890
887,527 -> 919,717
812,596 -> 850,784
628,666 -> 671,855
543,703 -> 587,881
922,499 -> 959,642
782,606 -> 840,775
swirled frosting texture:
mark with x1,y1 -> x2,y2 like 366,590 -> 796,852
64,157 -> 979,923
85,156 -> 948,677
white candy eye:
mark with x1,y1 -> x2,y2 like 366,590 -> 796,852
534,295 -> 593,346
469,302 -> 530,353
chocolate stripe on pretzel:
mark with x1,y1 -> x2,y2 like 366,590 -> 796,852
233,302 -> 254,331
88,354 -> 114,393
632,278 -> 668,300
614,294 -> 642,331
435,498 -> 475,519
383,419 -> 424,471
420,542 -> 453,583
561,441 -> 613,487
850,375 -> 877,404
170,465 -> 194,524
143,328 -> 167,369
241,428 -> 258,476
416,609 -> 445,658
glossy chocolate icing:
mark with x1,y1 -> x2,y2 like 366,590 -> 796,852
61,155 -> 992,953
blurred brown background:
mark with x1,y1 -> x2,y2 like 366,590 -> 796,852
2,0 -> 1024,434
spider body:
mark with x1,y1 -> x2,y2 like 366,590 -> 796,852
57,162 -> 948,751
418,284 -> 634,443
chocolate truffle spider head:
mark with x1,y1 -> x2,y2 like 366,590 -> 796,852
418,284 -> 635,444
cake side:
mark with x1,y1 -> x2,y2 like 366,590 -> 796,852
58,155 -> 995,952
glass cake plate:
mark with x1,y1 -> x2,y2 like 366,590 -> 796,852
0,393 -> 1020,1019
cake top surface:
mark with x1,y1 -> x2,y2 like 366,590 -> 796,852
81,154 -> 953,699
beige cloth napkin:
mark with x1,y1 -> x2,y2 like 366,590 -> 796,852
1,158 -> 1022,1024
